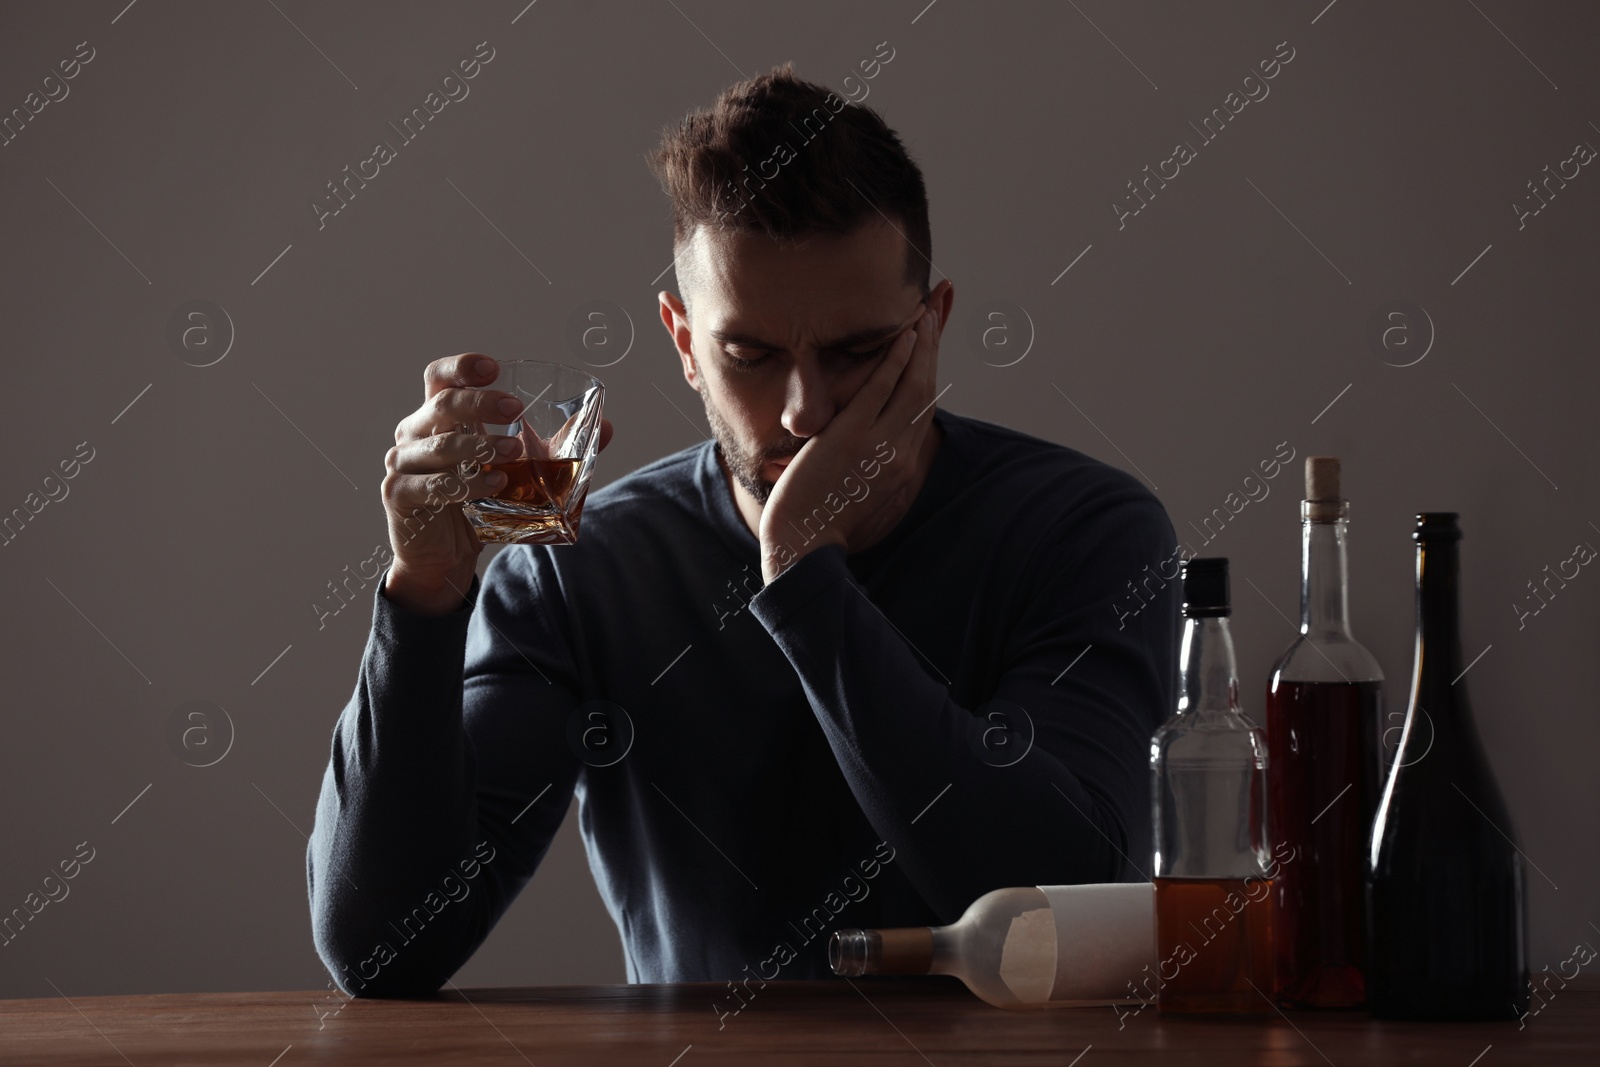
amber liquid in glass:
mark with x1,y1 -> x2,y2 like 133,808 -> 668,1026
485,456 -> 580,505
472,456 -> 584,542
1154,876 -> 1275,1015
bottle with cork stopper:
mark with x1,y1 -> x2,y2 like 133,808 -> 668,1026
1264,456 -> 1386,1008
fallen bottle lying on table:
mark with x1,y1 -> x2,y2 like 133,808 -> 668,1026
829,882 -> 1155,1009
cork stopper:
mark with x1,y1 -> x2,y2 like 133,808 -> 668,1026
1303,456 -> 1348,522
1306,456 -> 1340,501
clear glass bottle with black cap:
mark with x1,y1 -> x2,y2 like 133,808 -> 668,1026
1150,557 -> 1276,1015
1366,512 -> 1529,1019
1265,457 -> 1386,1008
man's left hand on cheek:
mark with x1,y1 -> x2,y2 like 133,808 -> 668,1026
758,301 -> 943,584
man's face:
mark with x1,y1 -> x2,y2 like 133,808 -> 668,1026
662,216 -> 927,507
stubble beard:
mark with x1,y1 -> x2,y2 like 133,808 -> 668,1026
693,361 -> 801,509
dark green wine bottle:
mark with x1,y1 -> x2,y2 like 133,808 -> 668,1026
1366,513 -> 1529,1019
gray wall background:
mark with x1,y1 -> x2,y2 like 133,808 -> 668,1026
1,0 -> 1595,999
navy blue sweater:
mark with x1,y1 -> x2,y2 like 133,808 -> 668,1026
307,407 -> 1180,996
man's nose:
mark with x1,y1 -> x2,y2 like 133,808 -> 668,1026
779,355 -> 836,440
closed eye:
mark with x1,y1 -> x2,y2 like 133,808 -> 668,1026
723,344 -> 890,371
723,348 -> 773,370
840,342 -> 893,363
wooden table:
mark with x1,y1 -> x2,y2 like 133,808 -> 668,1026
3,976 -> 1594,1065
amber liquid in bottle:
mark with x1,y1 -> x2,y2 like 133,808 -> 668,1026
1151,557 -> 1274,1016
1153,877 -> 1275,1014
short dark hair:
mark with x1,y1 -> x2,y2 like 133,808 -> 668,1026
648,62 -> 931,316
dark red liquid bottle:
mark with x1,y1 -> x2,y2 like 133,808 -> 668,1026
1265,458 -> 1385,1009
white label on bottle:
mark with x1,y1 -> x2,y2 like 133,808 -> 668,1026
1038,883 -> 1157,1004
998,907 -> 1057,1003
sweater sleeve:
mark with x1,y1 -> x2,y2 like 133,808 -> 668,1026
746,487 -> 1179,924
307,546 -> 583,997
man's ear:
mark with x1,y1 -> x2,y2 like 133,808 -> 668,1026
658,290 -> 698,391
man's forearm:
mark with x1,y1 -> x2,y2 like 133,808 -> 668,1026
308,572 -> 493,995
748,543 -> 1163,922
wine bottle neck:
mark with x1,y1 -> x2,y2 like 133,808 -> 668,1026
1302,517 -> 1353,636
830,927 -> 934,977
1179,616 -> 1240,715
1417,539 -> 1465,682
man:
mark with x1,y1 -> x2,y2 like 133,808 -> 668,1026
308,64 -> 1179,997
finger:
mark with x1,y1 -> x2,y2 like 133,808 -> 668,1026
384,466 -> 509,513
387,432 -> 521,476
883,307 -> 940,427
396,385 -> 525,444
917,304 -> 941,400
425,353 -> 498,401
840,314 -> 921,432
896,301 -> 929,349
598,417 -> 614,453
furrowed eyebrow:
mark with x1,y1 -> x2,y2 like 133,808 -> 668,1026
710,309 -> 921,354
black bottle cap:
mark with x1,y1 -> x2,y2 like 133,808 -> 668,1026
1181,557 -> 1230,618
1414,512 -> 1462,542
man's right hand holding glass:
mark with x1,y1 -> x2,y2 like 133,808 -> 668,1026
381,353 -> 614,615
